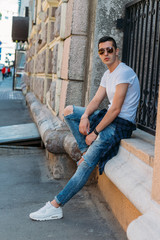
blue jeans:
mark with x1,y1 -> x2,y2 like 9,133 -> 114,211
55,106 -> 116,206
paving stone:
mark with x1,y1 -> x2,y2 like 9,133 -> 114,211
0,77 -> 23,100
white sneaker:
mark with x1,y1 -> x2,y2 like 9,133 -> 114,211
29,201 -> 63,221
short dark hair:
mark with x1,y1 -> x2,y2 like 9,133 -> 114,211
98,36 -> 117,49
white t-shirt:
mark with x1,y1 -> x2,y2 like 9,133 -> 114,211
100,62 -> 140,123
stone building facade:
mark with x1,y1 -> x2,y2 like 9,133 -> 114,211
25,0 -> 130,116
24,0 -> 160,239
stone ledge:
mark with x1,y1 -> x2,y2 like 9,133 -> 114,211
26,92 -> 81,161
104,139 -> 160,240
121,129 -> 155,167
127,210 -> 160,240
26,92 -> 69,153
104,146 -> 153,214
63,133 -> 81,161
104,129 -> 155,215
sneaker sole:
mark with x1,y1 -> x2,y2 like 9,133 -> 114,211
29,214 -> 63,221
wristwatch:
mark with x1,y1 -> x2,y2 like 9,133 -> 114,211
93,128 -> 99,136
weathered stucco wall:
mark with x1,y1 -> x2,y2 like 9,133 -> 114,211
87,0 -> 131,103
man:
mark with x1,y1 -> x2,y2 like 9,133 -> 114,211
7,67 -> 11,77
29,36 -> 140,221
2,66 -> 6,80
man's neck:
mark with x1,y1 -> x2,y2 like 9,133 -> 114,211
107,59 -> 121,73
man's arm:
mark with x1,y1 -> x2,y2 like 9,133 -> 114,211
85,83 -> 129,145
79,86 -> 106,135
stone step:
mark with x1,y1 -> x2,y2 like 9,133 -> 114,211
104,146 -> 153,214
127,211 -> 160,240
121,129 -> 155,167
103,128 -> 155,216
103,130 -> 160,240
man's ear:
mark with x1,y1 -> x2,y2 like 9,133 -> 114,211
116,48 -> 119,56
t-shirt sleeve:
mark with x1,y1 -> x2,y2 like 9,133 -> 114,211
100,72 -> 107,88
115,69 -> 136,86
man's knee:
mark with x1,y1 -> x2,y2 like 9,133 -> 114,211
64,105 -> 73,116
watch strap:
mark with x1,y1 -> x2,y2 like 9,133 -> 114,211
93,128 -> 99,136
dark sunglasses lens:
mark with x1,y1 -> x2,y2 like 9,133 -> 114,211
98,49 -> 105,55
98,47 -> 113,55
107,47 -> 113,53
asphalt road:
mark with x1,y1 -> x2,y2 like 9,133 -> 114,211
0,145 -> 127,240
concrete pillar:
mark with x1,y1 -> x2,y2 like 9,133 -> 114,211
152,83 -> 160,202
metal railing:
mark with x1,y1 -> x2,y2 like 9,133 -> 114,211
122,0 -> 160,135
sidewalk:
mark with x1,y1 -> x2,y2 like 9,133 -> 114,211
0,75 -> 127,240
0,72 -> 23,99
0,75 -> 33,127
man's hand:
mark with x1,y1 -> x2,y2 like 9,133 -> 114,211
85,132 -> 97,146
79,118 -> 90,135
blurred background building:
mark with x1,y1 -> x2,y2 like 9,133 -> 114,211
0,0 -> 17,67
11,0 -> 29,89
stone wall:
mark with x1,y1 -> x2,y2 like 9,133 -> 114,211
48,0 -> 90,118
25,0 -> 58,103
85,0 -> 131,104
25,0 -> 133,111
25,0 -> 132,115
25,0 -> 91,115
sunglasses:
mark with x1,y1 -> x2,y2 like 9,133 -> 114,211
98,47 -> 114,55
